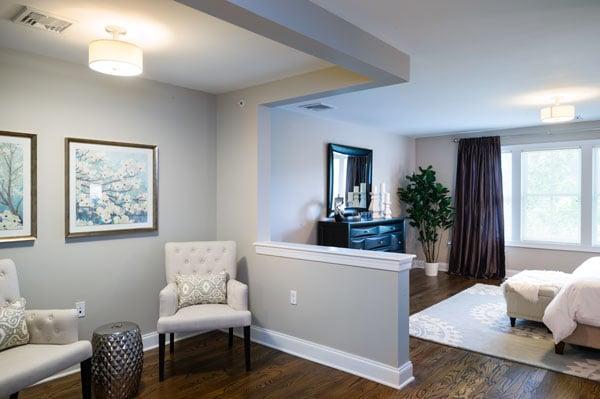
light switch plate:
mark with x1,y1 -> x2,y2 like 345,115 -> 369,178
290,290 -> 297,305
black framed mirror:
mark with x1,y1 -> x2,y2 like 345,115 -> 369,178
327,143 -> 373,216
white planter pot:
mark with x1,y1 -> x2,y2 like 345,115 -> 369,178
424,262 -> 439,277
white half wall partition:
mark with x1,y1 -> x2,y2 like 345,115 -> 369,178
184,2 -> 419,388
216,67 -> 415,389
253,242 -> 415,389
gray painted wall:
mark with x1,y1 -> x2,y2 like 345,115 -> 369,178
270,108 -> 415,244
216,68 -> 410,368
415,121 -> 600,272
0,48 -> 217,339
254,255 -> 404,366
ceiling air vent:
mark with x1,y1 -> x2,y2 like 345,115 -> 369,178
299,102 -> 335,112
11,6 -> 74,34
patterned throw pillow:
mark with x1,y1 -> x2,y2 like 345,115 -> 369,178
0,298 -> 30,352
176,272 -> 228,308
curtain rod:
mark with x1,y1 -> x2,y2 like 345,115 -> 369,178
450,126 -> 600,143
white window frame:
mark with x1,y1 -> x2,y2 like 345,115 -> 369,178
502,139 -> 600,253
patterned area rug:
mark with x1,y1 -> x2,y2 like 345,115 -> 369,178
409,284 -> 600,381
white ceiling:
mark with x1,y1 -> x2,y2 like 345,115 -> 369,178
0,0 -> 330,94
294,0 -> 600,136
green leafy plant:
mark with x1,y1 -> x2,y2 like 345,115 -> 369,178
398,166 -> 454,263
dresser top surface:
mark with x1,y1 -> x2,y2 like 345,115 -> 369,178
319,216 -> 406,227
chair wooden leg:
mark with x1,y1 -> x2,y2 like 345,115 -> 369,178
159,333 -> 166,381
244,326 -> 251,371
80,358 -> 92,399
510,317 -> 516,327
555,341 -> 565,355
10,392 -> 19,399
228,328 -> 234,348
170,333 -> 175,355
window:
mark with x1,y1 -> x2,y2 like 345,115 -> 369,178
521,148 -> 581,244
501,140 -> 600,251
593,147 -> 600,245
501,152 -> 512,242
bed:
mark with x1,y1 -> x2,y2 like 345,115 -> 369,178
504,257 -> 600,354
542,257 -> 600,354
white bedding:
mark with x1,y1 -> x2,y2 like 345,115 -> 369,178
543,257 -> 600,343
501,270 -> 569,302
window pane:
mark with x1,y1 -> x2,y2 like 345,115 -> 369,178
594,147 -> 600,245
522,148 -> 581,243
501,152 -> 512,241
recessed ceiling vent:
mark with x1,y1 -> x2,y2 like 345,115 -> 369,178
299,102 -> 335,112
11,6 -> 74,34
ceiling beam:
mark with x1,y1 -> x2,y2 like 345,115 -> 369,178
176,0 -> 410,86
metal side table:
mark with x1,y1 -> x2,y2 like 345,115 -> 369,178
92,321 -> 143,399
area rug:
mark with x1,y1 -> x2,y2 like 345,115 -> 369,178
409,284 -> 600,381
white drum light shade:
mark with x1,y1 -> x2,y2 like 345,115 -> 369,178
89,27 -> 143,77
540,103 -> 575,123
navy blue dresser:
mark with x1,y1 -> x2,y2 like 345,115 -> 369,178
317,217 -> 407,253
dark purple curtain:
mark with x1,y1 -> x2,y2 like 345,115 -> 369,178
449,136 -> 505,279
345,156 -> 368,193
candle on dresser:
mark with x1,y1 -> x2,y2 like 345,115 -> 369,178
373,184 -> 379,194
354,185 -> 359,193
380,182 -> 386,194
360,182 -> 366,193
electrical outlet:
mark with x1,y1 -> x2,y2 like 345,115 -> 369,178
75,301 -> 86,318
290,290 -> 297,305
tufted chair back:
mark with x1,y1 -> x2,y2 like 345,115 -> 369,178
0,259 -> 21,306
165,241 -> 237,284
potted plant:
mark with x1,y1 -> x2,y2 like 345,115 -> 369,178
398,166 -> 454,276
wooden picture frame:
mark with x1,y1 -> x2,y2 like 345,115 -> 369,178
65,137 -> 158,238
0,131 -> 37,242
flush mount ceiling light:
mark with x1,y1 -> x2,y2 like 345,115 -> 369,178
89,25 -> 143,77
540,98 -> 575,123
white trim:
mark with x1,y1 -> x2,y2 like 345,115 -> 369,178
38,328 -> 413,391
254,241 -> 415,272
235,325 -> 413,390
505,241 -> 600,254
505,269 -> 521,278
36,330 -> 205,386
412,261 -> 521,279
411,260 -> 449,272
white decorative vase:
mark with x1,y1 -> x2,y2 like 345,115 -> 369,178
424,262 -> 439,277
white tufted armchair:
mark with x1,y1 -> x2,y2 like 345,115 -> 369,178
156,241 -> 251,381
0,259 -> 92,399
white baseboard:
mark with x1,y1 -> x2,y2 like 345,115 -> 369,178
412,260 -> 448,272
412,261 -> 519,279
235,325 -> 413,390
505,268 -> 520,278
36,330 -> 204,386
39,328 -> 413,390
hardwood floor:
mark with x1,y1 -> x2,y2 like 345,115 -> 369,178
22,269 -> 600,398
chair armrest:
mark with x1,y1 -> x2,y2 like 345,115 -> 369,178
227,279 -> 248,311
159,283 -> 178,317
25,309 -> 79,345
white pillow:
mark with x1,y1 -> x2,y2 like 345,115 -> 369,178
176,272 -> 227,308
0,298 -> 30,351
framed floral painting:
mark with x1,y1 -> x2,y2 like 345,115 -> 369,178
65,138 -> 158,238
0,131 -> 36,242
